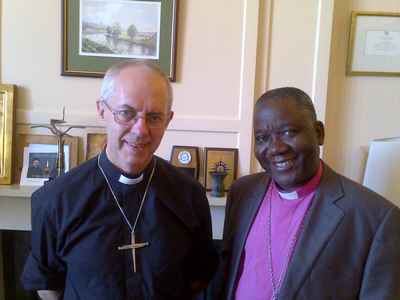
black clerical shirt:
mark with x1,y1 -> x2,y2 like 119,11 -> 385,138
21,151 -> 218,299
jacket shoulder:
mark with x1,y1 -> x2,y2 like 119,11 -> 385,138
338,171 -> 397,212
230,172 -> 269,193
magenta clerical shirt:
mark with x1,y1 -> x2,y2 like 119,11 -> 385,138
234,162 -> 323,300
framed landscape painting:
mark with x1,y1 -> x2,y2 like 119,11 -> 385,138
62,0 -> 178,80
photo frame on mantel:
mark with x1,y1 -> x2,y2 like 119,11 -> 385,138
0,84 -> 15,185
62,0 -> 178,80
14,134 -> 79,184
84,130 -> 107,161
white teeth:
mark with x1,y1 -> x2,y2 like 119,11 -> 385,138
276,161 -> 290,167
274,160 -> 293,170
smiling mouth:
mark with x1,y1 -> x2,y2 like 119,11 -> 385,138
272,158 -> 295,171
124,141 -> 147,151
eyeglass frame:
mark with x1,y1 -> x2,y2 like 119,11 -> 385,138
101,100 -> 170,128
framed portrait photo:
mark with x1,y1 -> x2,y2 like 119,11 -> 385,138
347,11 -> 400,76
20,144 -> 70,186
14,134 -> 79,184
0,84 -> 15,185
62,0 -> 178,80
204,147 -> 238,192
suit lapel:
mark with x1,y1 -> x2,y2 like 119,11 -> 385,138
227,174 -> 270,298
278,165 -> 345,299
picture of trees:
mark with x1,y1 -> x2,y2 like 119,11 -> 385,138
80,0 -> 161,59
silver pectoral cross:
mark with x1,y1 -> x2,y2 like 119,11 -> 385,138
118,232 -> 149,272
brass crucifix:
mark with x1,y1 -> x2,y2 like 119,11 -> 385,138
118,232 -> 149,273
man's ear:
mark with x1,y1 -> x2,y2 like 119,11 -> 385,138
315,121 -> 325,146
96,100 -> 105,119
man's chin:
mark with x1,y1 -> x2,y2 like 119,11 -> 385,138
271,172 -> 298,190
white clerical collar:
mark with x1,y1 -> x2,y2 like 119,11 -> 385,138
278,190 -> 299,200
118,173 -> 144,185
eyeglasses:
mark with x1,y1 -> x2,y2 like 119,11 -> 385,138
102,101 -> 167,128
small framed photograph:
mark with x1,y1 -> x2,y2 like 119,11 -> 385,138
170,146 -> 200,180
347,11 -> 400,76
204,147 -> 238,192
20,144 -> 70,186
0,84 -> 15,185
84,129 -> 107,160
14,134 -> 79,184
62,0 -> 178,80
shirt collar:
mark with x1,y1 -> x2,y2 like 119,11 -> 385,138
99,150 -> 153,186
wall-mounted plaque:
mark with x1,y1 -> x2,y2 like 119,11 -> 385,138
170,146 -> 200,180
205,147 -> 238,193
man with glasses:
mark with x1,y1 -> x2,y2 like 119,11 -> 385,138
22,61 -> 218,300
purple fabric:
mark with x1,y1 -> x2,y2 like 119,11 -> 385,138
235,164 -> 323,300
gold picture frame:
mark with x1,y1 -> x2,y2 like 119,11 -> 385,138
84,130 -> 107,161
0,84 -> 15,184
14,134 -> 79,184
347,11 -> 400,76
204,147 -> 238,192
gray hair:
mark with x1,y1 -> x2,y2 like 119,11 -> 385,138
100,60 -> 173,111
255,87 -> 317,121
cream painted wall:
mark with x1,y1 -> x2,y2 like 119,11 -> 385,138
1,0 -> 260,177
268,1 -> 319,95
324,0 -> 400,182
267,0 -> 334,123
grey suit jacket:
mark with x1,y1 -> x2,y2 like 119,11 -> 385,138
219,163 -> 400,299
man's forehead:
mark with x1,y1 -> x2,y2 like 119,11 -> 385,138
113,68 -> 167,96
256,97 -> 312,118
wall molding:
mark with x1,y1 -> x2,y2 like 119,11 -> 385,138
16,109 -> 242,133
311,0 -> 335,124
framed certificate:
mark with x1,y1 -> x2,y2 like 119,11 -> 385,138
347,11 -> 400,76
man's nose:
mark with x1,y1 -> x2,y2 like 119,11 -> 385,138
130,115 -> 150,136
268,134 -> 288,155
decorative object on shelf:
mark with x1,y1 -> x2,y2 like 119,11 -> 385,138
20,144 -> 71,186
31,108 -> 84,178
62,0 -> 178,80
209,161 -> 229,197
14,134 -> 79,184
205,147 -> 238,195
170,146 -> 200,180
84,129 -> 107,160
347,11 -> 400,76
0,84 -> 15,185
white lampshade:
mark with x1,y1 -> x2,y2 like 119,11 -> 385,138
363,137 -> 400,207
